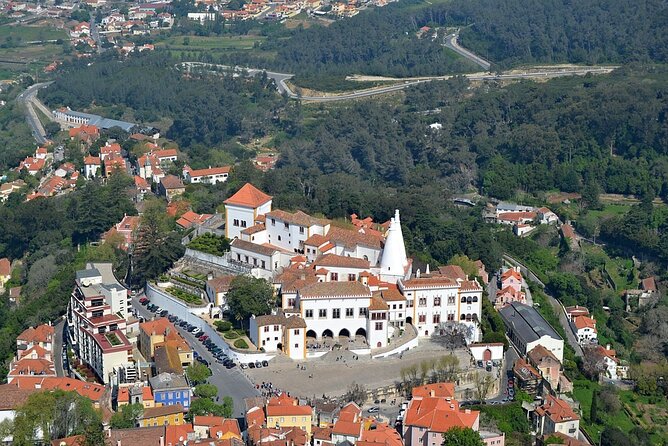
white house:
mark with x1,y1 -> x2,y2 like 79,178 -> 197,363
183,165 -> 231,185
572,315 -> 597,344
264,209 -> 330,254
534,394 -> 580,439
248,310 -> 307,360
224,183 -> 273,240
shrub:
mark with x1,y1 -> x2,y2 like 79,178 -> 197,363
234,339 -> 249,349
214,321 -> 232,332
223,331 -> 239,340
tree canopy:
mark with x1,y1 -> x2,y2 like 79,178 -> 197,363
226,275 -> 275,325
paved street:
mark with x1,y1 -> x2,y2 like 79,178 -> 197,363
53,318 -> 66,377
130,296 -> 260,419
443,32 -> 491,71
17,82 -> 52,144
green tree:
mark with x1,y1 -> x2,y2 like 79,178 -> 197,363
442,427 -> 484,446
194,383 -> 218,399
132,199 -> 184,284
226,276 -> 274,327
187,396 -> 233,420
186,362 -> 212,385
110,403 -> 144,429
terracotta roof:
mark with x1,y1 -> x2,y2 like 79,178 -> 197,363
312,426 -> 332,440
241,223 -> 266,235
17,324 -> 54,344
165,424 -> 195,446
210,419 -> 241,438
207,275 -> 235,293
0,258 -> 10,276
573,315 -> 596,331
501,268 -> 522,281
337,402 -> 362,422
527,345 -> 560,364
303,234 -> 328,246
265,209 -> 329,227
51,435 -> 85,446
187,166 -> 231,177
246,405 -> 266,427
298,282 -> 372,299
331,420 -> 362,437
460,280 -> 482,291
8,357 -> 56,377
141,404 -> 184,419
12,377 -> 105,402
641,276 -> 657,291
0,383 -> 35,409
403,397 -> 478,433
154,149 -> 178,158
284,315 -> 307,329
497,211 -> 537,222
437,265 -> 466,281
535,394 -> 579,424
561,224 -> 575,239
326,227 -> 382,250
194,416 -> 226,427
360,421 -> 402,446
542,432 -> 588,446
373,288 -> 404,303
140,317 -> 173,336
564,305 -> 589,317
224,183 -> 272,208
231,238 -> 278,256
313,254 -> 370,270
134,175 -> 150,189
513,358 -> 541,381
266,395 -> 312,416
368,296 -> 389,311
400,277 -> 458,290
412,382 -> 455,399
161,175 -> 185,190
107,426 -> 166,446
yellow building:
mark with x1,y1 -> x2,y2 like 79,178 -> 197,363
138,318 -> 193,368
139,404 -> 185,427
265,394 -> 312,436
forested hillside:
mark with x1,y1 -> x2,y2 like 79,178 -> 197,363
217,0 -> 668,78
42,53 -> 286,148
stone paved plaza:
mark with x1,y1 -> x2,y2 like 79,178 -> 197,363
242,340 -> 472,399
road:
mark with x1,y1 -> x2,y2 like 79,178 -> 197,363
54,318 -> 66,377
16,82 -> 52,144
181,62 -> 617,103
443,32 -> 491,71
130,296 -> 260,419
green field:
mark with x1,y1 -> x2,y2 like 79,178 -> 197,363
156,35 -> 266,51
0,25 -> 67,42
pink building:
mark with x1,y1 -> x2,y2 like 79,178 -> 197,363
500,267 -> 522,293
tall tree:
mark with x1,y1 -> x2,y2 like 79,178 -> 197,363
442,427 -> 484,446
225,276 -> 274,327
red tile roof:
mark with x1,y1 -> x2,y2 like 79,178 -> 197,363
187,166 -> 231,177
313,254 -> 370,270
573,315 -> 596,331
0,258 -> 10,276
12,377 -> 105,402
535,394 -> 579,424
17,324 -> 54,344
224,183 -> 272,208
412,382 -> 455,399
298,282 -> 372,299
403,397 -> 478,433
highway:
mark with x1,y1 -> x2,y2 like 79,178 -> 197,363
443,31 -> 491,71
180,62 -> 617,103
16,81 -> 52,144
130,295 -> 260,419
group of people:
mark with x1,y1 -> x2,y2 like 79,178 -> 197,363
257,381 -> 283,398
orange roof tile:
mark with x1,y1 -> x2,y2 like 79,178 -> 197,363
573,315 -> 596,331
224,183 -> 272,208
535,394 -> 579,424
17,324 -> 54,344
412,382 -> 455,399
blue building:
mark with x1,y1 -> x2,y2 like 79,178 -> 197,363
149,372 -> 191,408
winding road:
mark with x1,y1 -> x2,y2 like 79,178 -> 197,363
17,81 -> 52,144
181,62 -> 617,102
443,31 -> 491,71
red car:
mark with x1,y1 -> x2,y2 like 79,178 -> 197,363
198,335 -> 209,341
139,297 -> 148,304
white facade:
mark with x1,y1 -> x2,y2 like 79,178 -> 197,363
285,327 -> 305,360
225,201 -> 271,240
84,163 -> 100,178
265,211 -> 329,253
398,278 -> 482,340
299,295 -> 372,339
469,343 -> 504,362
526,336 -> 564,364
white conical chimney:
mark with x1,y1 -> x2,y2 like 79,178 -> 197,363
379,210 -> 408,281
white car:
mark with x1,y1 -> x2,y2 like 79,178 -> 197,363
192,327 -> 202,335
367,406 -> 380,413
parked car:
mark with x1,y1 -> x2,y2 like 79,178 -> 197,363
199,335 -> 209,341
248,362 -> 255,369
192,328 -> 202,335
255,361 -> 263,368
367,406 -> 380,413
168,315 -> 177,322
225,362 -> 236,369
178,321 -> 188,327
240,363 -> 248,369
262,360 -> 269,367
139,297 -> 148,304
196,357 -> 209,367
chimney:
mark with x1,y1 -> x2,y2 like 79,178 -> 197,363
117,441 -> 122,446
606,344 -> 611,350
361,275 -> 368,286
160,436 -> 165,446
425,264 -> 430,275
416,269 -> 421,278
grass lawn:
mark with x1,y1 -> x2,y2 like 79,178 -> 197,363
0,25 -> 67,42
587,204 -> 630,219
156,35 -> 266,51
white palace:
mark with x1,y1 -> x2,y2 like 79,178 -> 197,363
223,183 -> 483,360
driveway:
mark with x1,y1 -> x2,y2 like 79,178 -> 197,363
131,296 -> 260,419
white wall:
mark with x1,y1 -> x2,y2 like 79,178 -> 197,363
298,297 -> 371,339
527,336 -> 564,363
226,204 -> 256,240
